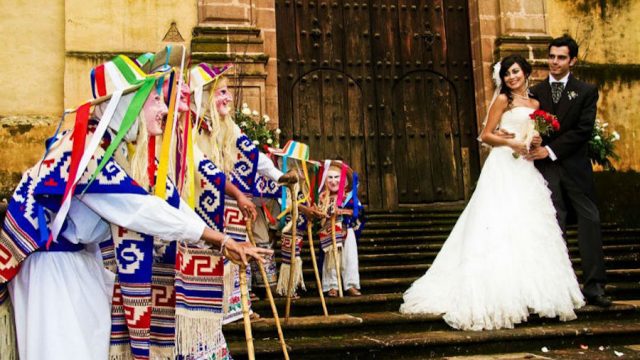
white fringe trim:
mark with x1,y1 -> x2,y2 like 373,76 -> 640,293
223,261 -> 236,316
108,348 -> 133,360
174,314 -> 224,357
150,346 -> 174,360
0,300 -> 17,360
275,258 -> 305,296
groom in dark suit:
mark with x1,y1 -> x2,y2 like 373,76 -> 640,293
526,35 -> 610,307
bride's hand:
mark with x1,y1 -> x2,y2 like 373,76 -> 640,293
508,139 -> 528,156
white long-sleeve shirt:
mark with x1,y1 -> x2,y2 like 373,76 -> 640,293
9,192 -> 208,360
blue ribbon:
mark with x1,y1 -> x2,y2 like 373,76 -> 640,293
90,68 -> 97,99
37,204 -> 50,247
351,172 -> 359,219
279,156 -> 288,228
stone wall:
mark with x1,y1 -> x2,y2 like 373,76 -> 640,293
547,0 -> 640,170
471,0 -> 639,171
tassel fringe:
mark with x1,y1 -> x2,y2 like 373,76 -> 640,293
276,258 -> 305,296
0,300 -> 17,360
175,315 -> 225,357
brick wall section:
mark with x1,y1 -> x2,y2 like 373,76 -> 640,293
471,0 -> 549,129
254,1 -> 279,126
197,0 -> 279,127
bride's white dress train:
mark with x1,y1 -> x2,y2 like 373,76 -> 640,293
400,107 -> 585,331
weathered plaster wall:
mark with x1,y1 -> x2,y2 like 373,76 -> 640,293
0,0 -> 199,197
64,0 -> 198,108
547,0 -> 640,170
0,0 -> 65,198
0,0 -> 65,116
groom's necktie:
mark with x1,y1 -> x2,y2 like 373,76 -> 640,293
551,81 -> 564,104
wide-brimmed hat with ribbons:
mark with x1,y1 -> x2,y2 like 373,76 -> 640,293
267,140 -> 312,163
90,55 -> 148,99
139,45 -> 186,74
49,53 -> 170,255
189,63 -> 233,123
189,63 -> 233,92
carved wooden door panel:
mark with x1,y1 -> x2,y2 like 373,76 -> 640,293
276,0 -> 479,209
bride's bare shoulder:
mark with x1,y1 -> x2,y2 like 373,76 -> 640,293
530,98 -> 540,109
492,94 -> 509,108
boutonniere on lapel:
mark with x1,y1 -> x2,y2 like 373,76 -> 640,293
567,91 -> 578,100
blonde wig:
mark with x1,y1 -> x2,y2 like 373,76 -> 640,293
196,76 -> 240,176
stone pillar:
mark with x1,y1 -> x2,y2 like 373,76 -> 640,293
470,0 -> 553,124
193,0 -> 279,126
495,0 -> 552,66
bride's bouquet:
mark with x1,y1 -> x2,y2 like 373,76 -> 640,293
529,109 -> 560,135
513,110 -> 560,159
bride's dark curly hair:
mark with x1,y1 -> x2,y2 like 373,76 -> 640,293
498,55 -> 532,106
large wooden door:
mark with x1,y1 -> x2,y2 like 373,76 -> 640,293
276,0 -> 479,210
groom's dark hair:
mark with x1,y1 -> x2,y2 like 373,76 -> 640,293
549,35 -> 579,59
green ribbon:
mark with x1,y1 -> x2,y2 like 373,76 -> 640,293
112,55 -> 139,85
84,77 -> 156,189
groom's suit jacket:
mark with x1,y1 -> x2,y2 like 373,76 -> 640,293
530,74 -> 599,200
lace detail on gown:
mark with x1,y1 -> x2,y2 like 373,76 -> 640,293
399,107 -> 585,331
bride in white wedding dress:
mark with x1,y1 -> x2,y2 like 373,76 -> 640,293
400,55 -> 585,331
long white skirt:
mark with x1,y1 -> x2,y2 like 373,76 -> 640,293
8,250 -> 115,360
400,146 -> 585,331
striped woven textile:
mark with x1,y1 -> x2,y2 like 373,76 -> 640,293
280,233 -> 304,265
319,220 -> 346,253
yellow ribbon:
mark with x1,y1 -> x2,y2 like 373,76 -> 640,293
155,74 -> 178,199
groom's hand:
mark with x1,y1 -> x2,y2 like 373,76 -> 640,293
525,146 -> 549,161
531,133 -> 542,148
494,129 -> 515,139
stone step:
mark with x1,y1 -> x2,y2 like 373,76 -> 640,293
299,276 -> 640,297
300,242 -> 640,257
364,219 -> 458,229
302,265 -> 640,282
364,202 -> 466,214
250,279 -> 640,319
359,227 -> 640,239
224,303 -> 640,339
226,317 -> 640,359
250,293 -> 404,317
233,306 -> 639,338
287,250 -> 640,268
366,212 -> 462,222
357,232 -> 640,246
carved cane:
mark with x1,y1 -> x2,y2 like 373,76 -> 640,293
307,222 -> 329,316
285,182 -> 300,322
330,214 -> 343,298
246,218 -> 290,360
239,264 -> 255,360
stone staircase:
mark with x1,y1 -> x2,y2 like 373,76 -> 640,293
224,203 -> 640,359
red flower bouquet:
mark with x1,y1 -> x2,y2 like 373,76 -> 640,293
529,109 -> 560,135
512,110 -> 560,159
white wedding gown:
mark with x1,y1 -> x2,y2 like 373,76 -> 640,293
400,107 -> 585,331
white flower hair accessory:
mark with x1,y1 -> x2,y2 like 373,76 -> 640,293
492,62 -> 502,88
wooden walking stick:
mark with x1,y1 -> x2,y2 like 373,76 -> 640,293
246,218 -> 290,360
330,214 -> 344,298
307,222 -> 329,316
239,264 -> 255,360
285,182 -> 300,322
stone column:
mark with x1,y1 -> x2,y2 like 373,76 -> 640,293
495,0 -> 552,65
